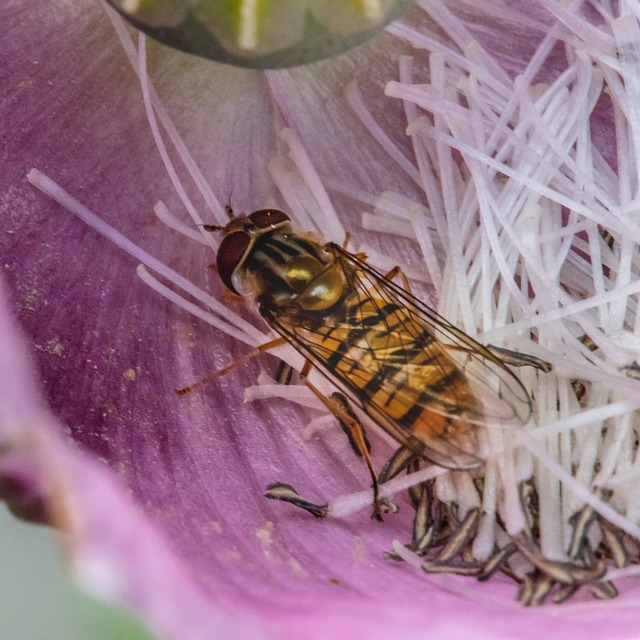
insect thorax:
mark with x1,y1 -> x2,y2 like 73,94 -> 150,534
240,232 -> 349,315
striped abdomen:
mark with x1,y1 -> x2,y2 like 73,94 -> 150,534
312,296 -> 479,441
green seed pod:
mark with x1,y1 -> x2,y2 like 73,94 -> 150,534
107,0 -> 414,68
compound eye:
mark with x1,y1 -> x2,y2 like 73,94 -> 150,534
248,209 -> 290,229
216,231 -> 251,293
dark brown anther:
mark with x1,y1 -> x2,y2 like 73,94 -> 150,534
589,581 -> 618,600
517,574 -> 535,605
421,559 -> 481,576
379,445 -> 420,485
529,573 -> 554,606
552,583 -> 579,605
433,508 -> 480,563
265,482 -> 328,518
514,536 -> 607,585
599,519 -> 629,568
478,542 -> 518,581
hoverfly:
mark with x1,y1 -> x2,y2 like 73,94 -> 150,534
209,208 -> 539,518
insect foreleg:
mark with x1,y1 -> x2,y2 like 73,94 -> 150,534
264,363 -> 394,521
381,265 -> 412,292
176,336 -> 287,395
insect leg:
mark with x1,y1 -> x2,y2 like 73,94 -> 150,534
265,362 -> 392,521
303,377 -> 391,520
176,336 -> 287,395
374,263 -> 555,376
381,265 -> 412,292
485,345 -> 553,373
330,392 -> 373,459
441,340 -> 552,373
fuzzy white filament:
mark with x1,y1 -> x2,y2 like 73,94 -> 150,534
377,0 -> 640,567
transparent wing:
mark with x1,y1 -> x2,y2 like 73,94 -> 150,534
331,245 -> 533,425
260,243 -> 532,468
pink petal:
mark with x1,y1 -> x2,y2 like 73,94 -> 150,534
1,0 -> 639,638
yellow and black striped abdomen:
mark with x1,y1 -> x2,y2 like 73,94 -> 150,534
316,296 -> 479,441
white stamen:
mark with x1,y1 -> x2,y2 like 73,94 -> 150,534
154,201 -> 210,245
105,6 -> 225,225
26,170 -> 263,346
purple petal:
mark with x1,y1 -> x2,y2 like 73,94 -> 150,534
0,278 -> 268,639
1,0 -> 640,639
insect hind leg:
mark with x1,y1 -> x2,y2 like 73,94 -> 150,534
176,336 -> 287,395
264,362 -> 394,521
305,383 -> 394,521
380,264 -> 553,375
486,345 -> 552,373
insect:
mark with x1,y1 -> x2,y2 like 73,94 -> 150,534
208,207 -> 543,518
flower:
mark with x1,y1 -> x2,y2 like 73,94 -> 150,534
3,0 -> 640,638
